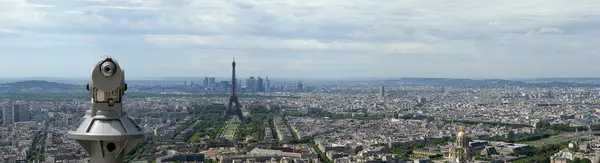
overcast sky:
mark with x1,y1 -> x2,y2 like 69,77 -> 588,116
0,0 -> 599,79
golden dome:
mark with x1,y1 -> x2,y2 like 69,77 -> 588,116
457,126 -> 466,138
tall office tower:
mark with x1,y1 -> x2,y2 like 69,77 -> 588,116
247,77 -> 256,92
2,106 -> 13,124
251,77 -> 256,91
12,105 -> 19,122
266,76 -> 271,92
257,77 -> 264,92
18,104 -> 29,122
12,104 -> 29,122
297,81 -> 303,91
221,81 -> 230,91
209,77 -> 216,88
380,86 -> 385,97
245,78 -> 251,91
203,77 -> 209,87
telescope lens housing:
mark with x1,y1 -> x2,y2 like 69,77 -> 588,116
100,61 -> 116,77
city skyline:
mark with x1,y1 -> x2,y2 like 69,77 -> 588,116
1,0 -> 600,78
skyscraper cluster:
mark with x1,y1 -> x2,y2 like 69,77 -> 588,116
245,76 -> 271,92
203,77 -> 217,88
195,76 -> 272,93
199,77 -> 233,92
183,81 -> 195,87
186,60 -> 274,93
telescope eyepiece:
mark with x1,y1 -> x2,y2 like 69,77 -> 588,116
100,61 -> 116,77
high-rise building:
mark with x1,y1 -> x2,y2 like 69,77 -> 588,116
220,81 -> 231,92
266,76 -> 271,92
203,77 -> 209,87
2,106 -> 13,124
245,78 -> 251,91
12,105 -> 20,122
12,104 -> 29,122
209,77 -> 216,88
297,81 -> 303,91
9,104 -> 29,122
246,77 -> 256,92
380,86 -> 385,97
257,77 -> 264,92
22,105 -> 29,122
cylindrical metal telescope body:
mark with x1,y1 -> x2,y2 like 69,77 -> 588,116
68,57 -> 144,163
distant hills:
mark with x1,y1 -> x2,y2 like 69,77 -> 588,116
383,78 -> 600,88
517,78 -> 600,84
0,78 -> 598,93
0,80 -> 83,92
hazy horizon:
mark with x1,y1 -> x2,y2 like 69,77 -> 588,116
5,76 -> 600,81
1,0 -> 599,78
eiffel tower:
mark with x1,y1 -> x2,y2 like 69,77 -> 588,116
228,58 -> 242,119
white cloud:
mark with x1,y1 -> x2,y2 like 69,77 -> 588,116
143,35 -> 433,54
527,27 -> 565,35
0,0 -> 599,78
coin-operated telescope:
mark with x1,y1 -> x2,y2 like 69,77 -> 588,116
68,57 -> 144,163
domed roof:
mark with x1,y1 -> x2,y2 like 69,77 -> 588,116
457,126 -> 466,138
457,131 -> 465,138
